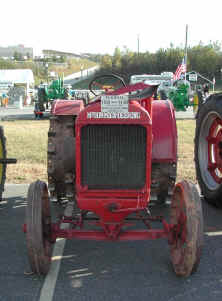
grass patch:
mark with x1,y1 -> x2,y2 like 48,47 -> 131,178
1,120 -> 49,183
1,119 -> 197,184
176,119 -> 196,183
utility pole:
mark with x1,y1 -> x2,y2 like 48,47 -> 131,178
137,34 -> 140,55
185,24 -> 188,80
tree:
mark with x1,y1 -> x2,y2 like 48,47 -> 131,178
112,47 -> 122,71
13,51 -> 23,61
100,55 -> 112,70
189,43 -> 221,78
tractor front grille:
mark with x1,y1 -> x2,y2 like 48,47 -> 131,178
81,125 -> 147,189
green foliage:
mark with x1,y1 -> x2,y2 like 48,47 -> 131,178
188,43 -> 222,78
98,42 -> 222,84
13,51 -> 23,61
72,76 -> 94,89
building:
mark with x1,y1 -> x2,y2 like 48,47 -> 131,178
0,45 -> 33,59
42,49 -> 82,59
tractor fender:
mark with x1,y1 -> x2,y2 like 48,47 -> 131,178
152,100 -> 177,162
51,99 -> 84,116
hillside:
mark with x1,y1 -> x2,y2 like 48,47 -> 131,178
0,57 -> 97,86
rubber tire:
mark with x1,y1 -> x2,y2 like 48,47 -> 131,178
26,180 -> 53,275
195,93 -> 222,206
170,181 -> 204,277
151,162 -> 177,204
0,126 -> 6,202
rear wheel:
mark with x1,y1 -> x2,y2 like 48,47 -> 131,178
48,116 -> 76,202
26,180 -> 53,275
169,181 -> 203,277
195,93 -> 222,206
151,162 -> 177,204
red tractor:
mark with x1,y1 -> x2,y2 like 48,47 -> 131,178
24,74 -> 203,277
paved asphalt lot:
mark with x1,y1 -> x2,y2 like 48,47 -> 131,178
1,104 -> 222,301
1,184 -> 222,301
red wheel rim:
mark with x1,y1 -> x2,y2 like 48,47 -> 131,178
207,117 -> 222,184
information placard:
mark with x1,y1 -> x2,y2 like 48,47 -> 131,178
101,95 -> 129,113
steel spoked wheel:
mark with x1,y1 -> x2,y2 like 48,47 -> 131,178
0,126 -> 6,202
26,180 -> 53,275
195,94 -> 222,205
169,181 -> 203,277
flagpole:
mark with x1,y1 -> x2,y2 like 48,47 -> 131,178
137,34 -> 140,56
185,24 -> 188,81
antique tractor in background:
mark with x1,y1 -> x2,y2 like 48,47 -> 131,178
195,92 -> 222,206
168,81 -> 191,111
24,74 -> 203,277
0,126 -> 17,201
34,77 -> 70,118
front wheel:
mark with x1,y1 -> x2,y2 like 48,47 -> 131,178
169,181 -> 203,277
26,180 -> 53,275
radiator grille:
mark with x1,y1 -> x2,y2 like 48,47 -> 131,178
81,125 -> 147,189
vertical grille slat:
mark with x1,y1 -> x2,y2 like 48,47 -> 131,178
81,125 -> 147,189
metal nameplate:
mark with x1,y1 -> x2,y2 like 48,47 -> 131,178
87,112 -> 140,119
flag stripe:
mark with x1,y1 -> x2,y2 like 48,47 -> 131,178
173,58 -> 186,81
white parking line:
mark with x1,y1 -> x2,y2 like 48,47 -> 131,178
205,231 -> 222,236
39,201 -> 74,301
39,238 -> 66,301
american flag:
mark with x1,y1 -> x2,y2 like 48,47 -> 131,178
173,58 -> 186,81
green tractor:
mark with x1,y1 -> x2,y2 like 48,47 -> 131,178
34,77 -> 70,118
168,81 -> 191,111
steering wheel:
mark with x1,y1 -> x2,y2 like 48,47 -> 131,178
89,74 -> 126,96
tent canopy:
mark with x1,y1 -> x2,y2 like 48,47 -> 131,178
0,69 -> 34,85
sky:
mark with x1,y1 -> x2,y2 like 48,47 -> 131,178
1,0 -> 222,56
